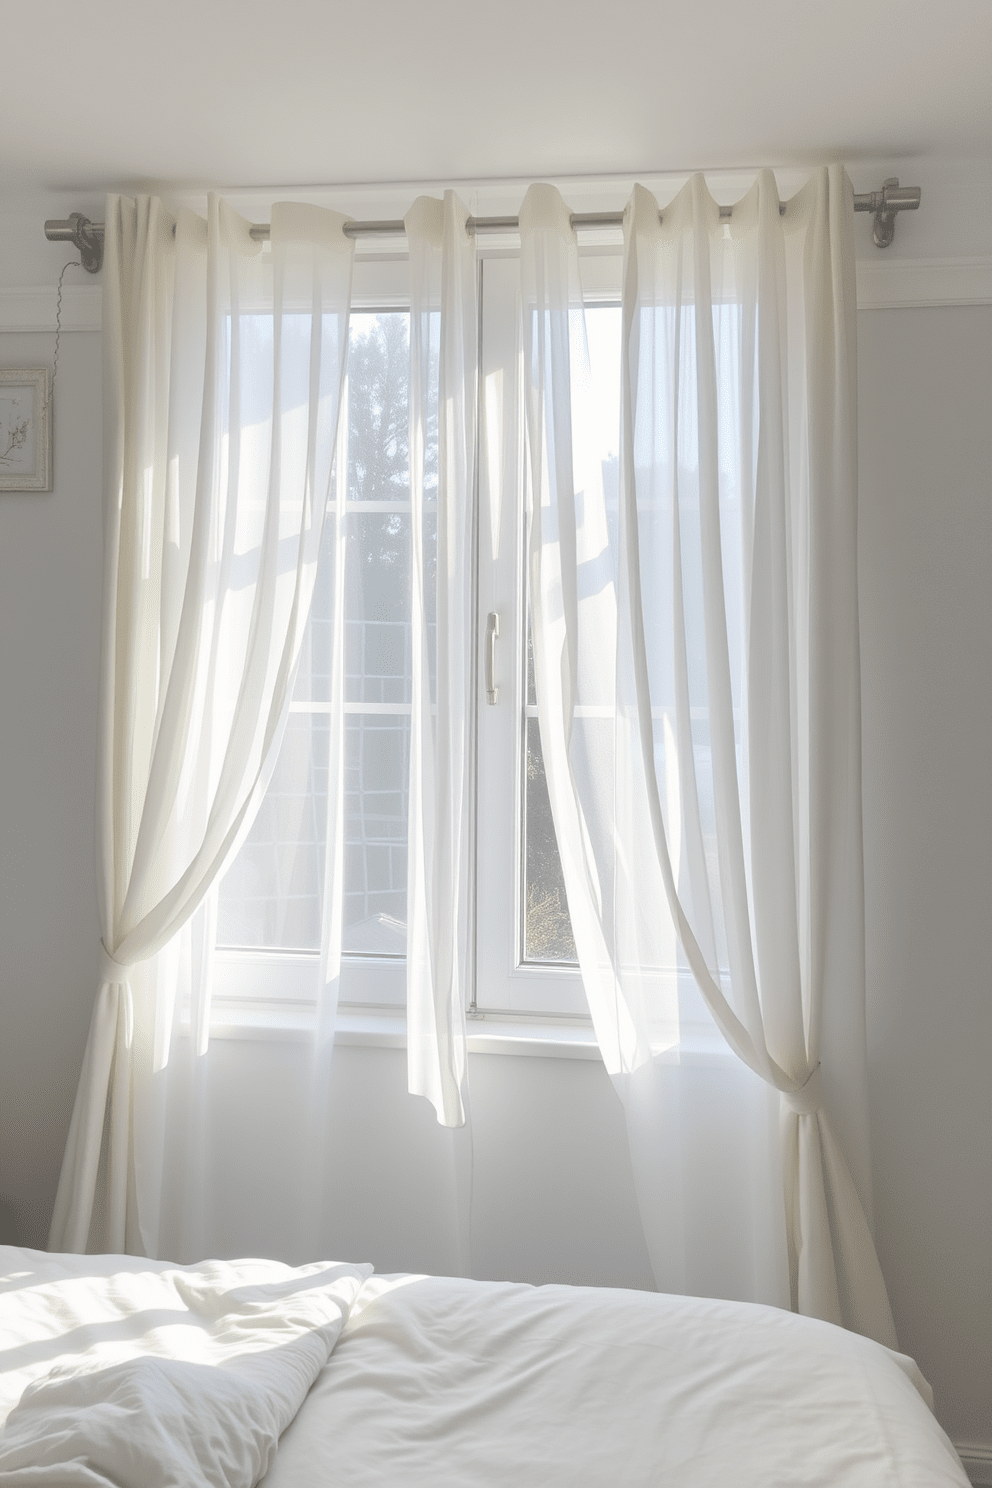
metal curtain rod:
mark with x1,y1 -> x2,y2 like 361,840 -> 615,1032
45,178 -> 921,274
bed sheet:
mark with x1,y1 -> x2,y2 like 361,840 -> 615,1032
261,1274 -> 969,1488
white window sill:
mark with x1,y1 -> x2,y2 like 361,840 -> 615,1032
201,951 -> 736,1064
193,1001 -> 735,1066
197,1003 -> 604,1060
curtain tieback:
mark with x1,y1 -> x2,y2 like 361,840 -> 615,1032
782,1062 -> 822,1117
98,941 -> 132,984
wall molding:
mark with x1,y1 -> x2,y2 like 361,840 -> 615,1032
856,256 -> 992,309
0,257 -> 988,332
957,1441 -> 992,1486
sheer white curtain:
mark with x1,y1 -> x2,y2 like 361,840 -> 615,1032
49,193 -> 354,1256
404,193 -> 477,1129
519,172 -> 897,1346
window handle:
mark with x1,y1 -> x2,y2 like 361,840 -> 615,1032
485,612 -> 500,705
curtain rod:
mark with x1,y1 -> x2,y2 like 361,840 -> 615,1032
44,180 -> 921,274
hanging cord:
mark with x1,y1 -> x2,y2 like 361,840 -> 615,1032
46,259 -> 83,413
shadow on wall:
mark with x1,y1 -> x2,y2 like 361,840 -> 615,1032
0,1192 -> 54,1250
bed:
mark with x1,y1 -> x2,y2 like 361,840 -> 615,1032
0,1244 -> 970,1487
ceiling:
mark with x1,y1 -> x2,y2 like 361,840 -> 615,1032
2,0 -> 989,193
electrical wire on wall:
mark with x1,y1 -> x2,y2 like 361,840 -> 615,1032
46,259 -> 84,416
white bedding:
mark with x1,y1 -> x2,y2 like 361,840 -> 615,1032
0,1246 -> 370,1487
0,1249 -> 970,1488
263,1274 -> 969,1488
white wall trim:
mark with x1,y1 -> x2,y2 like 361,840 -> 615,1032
856,256 -> 992,309
956,1442 -> 992,1486
0,284 -> 101,333
0,255 -> 989,332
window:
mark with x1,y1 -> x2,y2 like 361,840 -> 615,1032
213,246 -> 624,1027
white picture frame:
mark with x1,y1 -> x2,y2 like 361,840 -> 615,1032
0,369 -> 52,492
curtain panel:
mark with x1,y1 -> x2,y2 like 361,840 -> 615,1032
48,194 -> 354,1255
296,192 -> 478,1266
405,193 -> 477,1129
519,170 -> 897,1347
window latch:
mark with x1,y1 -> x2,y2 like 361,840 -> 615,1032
485,612 -> 500,705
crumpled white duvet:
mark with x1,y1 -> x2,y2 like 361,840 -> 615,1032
0,1246 -> 370,1488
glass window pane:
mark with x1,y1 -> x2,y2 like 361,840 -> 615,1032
216,713 -> 329,951
345,510 -> 412,705
218,310 -> 416,957
342,712 -> 410,954
347,313 -> 411,502
521,303 -> 620,966
523,717 -> 576,964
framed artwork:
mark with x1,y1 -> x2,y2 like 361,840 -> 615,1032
0,369 -> 52,492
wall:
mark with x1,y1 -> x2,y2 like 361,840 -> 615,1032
0,305 -> 103,1248
0,185 -> 988,1462
858,302 -> 992,1451
156,1036 -> 655,1291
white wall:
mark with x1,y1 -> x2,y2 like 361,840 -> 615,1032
858,302 -> 992,1448
155,1037 -> 655,1291
0,315 -> 103,1248
0,190 -> 988,1455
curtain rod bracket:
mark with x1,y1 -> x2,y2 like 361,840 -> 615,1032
44,212 -> 103,273
859,177 -> 921,249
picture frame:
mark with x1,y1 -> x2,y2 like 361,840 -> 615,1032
0,369 -> 52,492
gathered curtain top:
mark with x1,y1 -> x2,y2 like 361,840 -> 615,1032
120,165 -> 847,255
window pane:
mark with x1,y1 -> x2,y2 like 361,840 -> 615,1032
523,717 -> 576,963
521,304 -> 621,966
347,313 -> 411,502
216,713 -> 329,952
345,510 -> 412,705
343,713 -> 410,954
218,311 -> 416,956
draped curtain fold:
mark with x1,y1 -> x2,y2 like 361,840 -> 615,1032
404,193 -> 477,1129
49,194 -> 354,1255
519,171 -> 897,1347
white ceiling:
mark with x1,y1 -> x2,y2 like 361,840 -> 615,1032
3,0 -> 989,193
